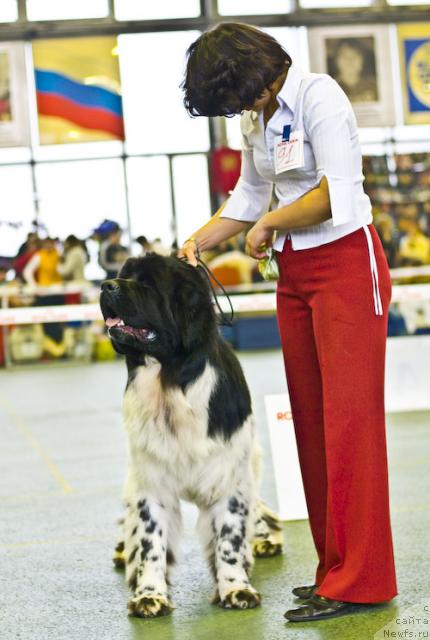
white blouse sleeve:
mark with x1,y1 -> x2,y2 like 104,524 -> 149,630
304,76 -> 361,227
220,117 -> 273,223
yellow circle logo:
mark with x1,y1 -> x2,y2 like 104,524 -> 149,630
408,41 -> 430,109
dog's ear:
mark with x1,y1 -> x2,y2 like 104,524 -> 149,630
173,269 -> 215,351
118,257 -> 136,278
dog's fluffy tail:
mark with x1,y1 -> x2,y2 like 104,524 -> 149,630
252,499 -> 284,558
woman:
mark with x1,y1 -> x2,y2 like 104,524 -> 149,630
179,23 -> 397,622
58,235 -> 89,283
23,236 -> 65,355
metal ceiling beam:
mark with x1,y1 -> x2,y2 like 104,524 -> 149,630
0,7 -> 429,41
16,0 -> 27,22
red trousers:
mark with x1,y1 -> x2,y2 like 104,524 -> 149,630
276,224 -> 397,603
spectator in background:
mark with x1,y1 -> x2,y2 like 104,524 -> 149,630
398,218 -> 430,266
135,235 -> 153,255
16,231 -> 39,257
13,233 -> 40,282
99,227 -> 129,279
0,262 -> 9,284
22,237 -> 65,356
373,213 -> 399,268
151,237 -> 170,256
207,238 -> 261,285
135,235 -> 171,256
23,237 -> 62,286
0,261 -> 28,306
58,235 -> 89,283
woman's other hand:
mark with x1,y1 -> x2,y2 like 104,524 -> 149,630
245,220 -> 274,259
178,237 -> 199,266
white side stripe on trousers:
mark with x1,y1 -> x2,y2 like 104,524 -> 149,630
363,226 -> 383,316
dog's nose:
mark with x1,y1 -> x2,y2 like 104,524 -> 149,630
101,280 -> 120,293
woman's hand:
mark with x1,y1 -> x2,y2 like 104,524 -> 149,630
177,237 -> 199,266
245,219 -> 274,259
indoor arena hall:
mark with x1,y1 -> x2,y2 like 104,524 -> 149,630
1,2 -> 430,640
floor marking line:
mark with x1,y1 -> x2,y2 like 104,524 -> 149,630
1,535 -> 110,549
0,393 -> 74,495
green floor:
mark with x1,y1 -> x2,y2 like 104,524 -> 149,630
0,352 -> 429,640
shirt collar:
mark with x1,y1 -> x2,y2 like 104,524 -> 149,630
277,64 -> 305,114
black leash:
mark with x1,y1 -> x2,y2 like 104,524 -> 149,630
178,255 -> 234,326
196,257 -> 234,327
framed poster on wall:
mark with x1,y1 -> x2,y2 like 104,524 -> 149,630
397,23 -> 430,125
307,25 -> 395,128
0,42 -> 31,147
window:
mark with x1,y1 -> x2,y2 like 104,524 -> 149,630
33,141 -> 123,162
218,0 -> 291,14
265,26 -> 310,71
172,155 -> 211,244
34,159 -> 127,240
114,0 -> 200,20
387,0 -> 429,4
119,31 -> 209,154
0,148 -> 32,164
300,0 -> 372,6
0,0 -> 17,22
26,0 -> 109,21
126,156 -> 174,247
0,165 -> 35,257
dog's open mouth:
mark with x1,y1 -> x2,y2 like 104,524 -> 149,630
106,317 -> 157,342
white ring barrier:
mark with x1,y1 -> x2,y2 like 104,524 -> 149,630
0,304 -> 101,326
1,283 -> 430,325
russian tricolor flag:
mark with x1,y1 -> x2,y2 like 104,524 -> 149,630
35,69 -> 125,140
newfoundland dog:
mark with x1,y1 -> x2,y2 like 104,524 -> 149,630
100,254 -> 283,618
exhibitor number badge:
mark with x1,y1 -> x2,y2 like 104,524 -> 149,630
274,130 -> 304,174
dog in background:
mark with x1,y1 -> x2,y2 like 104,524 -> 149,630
100,254 -> 283,618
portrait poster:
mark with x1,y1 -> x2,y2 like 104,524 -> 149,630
397,23 -> 430,125
0,42 -> 31,147
308,25 -> 395,128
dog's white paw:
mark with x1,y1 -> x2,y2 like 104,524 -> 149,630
220,588 -> 261,610
252,538 -> 283,558
128,594 -> 173,618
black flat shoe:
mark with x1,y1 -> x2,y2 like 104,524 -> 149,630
284,595 -> 360,622
291,584 -> 317,599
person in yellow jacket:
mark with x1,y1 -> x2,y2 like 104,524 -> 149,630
398,218 -> 430,266
23,237 -> 65,356
23,237 -> 62,286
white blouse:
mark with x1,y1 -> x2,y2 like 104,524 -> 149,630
220,63 -> 373,251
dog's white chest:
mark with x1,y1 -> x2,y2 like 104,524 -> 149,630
122,360 -> 256,506
123,360 -> 219,467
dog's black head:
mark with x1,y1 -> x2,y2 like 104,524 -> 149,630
100,254 -> 217,361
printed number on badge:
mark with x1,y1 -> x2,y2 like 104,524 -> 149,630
274,130 -> 304,174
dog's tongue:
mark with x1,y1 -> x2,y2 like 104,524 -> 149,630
106,317 -> 121,328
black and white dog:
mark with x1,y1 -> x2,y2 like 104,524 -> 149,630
100,254 -> 283,618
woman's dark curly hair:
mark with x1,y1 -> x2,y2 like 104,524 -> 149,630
182,22 -> 292,117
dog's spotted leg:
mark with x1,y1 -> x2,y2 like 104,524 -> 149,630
125,497 -> 175,618
200,493 -> 261,610
252,499 -> 284,558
